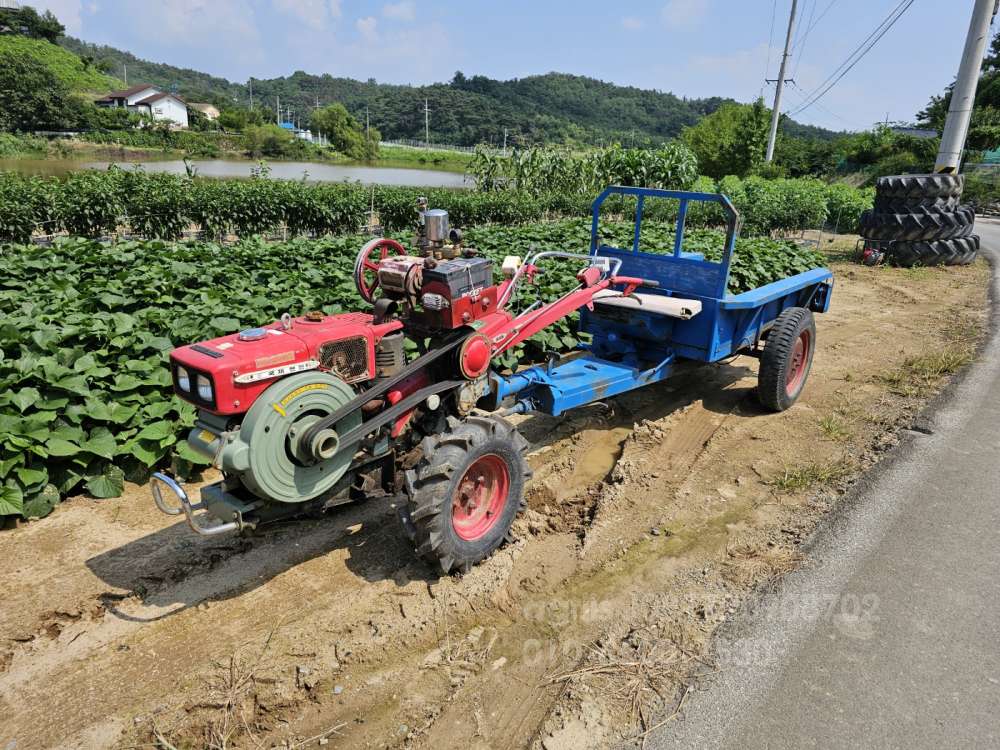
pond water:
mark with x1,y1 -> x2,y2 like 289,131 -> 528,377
0,157 -> 471,188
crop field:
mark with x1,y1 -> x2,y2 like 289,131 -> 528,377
0,168 -> 875,244
0,219 -> 822,522
0,232 -> 988,749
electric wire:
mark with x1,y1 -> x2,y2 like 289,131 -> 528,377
792,0 -> 840,51
788,80 -> 861,129
791,0 -> 818,81
788,0 -> 917,117
764,0 -> 778,84
789,0 -> 913,114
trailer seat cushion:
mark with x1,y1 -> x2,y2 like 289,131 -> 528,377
592,290 -> 701,320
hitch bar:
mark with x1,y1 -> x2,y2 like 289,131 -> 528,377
151,472 -> 242,536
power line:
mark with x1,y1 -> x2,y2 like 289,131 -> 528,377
791,0 -> 811,49
788,80 -> 861,128
788,0 -> 917,117
764,0 -> 779,83
790,0 -> 912,113
792,0 -> 840,51
766,0 -> 799,162
791,0 -> 817,80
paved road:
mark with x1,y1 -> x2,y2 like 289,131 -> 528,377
645,220 -> 1000,750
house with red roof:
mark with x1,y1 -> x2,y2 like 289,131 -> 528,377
95,84 -> 189,129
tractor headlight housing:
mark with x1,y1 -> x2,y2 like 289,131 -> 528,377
171,361 -> 216,409
176,367 -> 191,393
196,374 -> 214,403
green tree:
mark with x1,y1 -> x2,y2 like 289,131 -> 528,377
217,105 -> 267,132
0,46 -> 83,131
918,25 -> 1000,151
244,124 -> 295,157
0,6 -> 65,42
309,103 -> 379,159
680,98 -> 772,178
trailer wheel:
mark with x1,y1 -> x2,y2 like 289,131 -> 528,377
400,415 -> 530,574
758,307 -> 816,412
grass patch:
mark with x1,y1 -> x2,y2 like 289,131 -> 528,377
897,266 -> 933,281
819,237 -> 862,264
767,460 -> 854,493
0,36 -> 120,93
875,348 -> 973,397
818,414 -> 851,441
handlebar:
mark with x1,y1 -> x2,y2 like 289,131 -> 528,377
497,250 -> 622,310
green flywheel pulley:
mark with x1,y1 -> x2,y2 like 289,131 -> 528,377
224,372 -> 362,504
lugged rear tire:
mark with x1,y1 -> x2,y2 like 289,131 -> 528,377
876,174 -> 964,200
873,195 -> 960,214
758,307 -> 816,413
400,414 -> 530,574
859,206 -> 974,241
883,235 -> 980,267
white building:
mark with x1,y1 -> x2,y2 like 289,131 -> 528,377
190,102 -> 221,121
95,84 -> 189,129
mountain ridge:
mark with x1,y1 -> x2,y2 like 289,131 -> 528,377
59,37 -> 843,147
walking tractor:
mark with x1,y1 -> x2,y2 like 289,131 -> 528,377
152,187 -> 833,573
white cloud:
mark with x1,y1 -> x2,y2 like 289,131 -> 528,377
661,0 -> 708,30
356,15 -> 378,40
339,20 -> 454,83
621,16 -> 643,32
382,1 -> 416,22
273,0 -> 336,30
27,0 -> 85,35
329,0 -> 342,18
116,0 -> 263,70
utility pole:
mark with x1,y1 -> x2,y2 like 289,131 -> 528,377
765,0 -> 798,163
935,0 -> 1000,173
123,63 -> 127,87
423,98 -> 431,145
503,127 -> 508,156
249,78 -> 253,110
366,105 -> 371,143
276,94 -> 280,124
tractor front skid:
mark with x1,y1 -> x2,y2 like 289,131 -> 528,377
151,472 -> 242,536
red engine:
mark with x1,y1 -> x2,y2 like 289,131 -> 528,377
169,313 -> 404,416
376,253 -> 499,331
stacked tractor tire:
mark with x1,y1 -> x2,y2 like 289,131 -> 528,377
859,174 -> 978,267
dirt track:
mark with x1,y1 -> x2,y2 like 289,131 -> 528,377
0,241 -> 990,750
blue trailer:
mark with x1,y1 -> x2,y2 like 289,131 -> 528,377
492,185 -> 834,417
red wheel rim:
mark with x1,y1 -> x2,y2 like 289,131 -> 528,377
786,329 -> 812,396
451,454 -> 510,541
357,238 -> 405,302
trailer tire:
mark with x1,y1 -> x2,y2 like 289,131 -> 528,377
400,414 -> 530,574
758,307 -> 816,413
875,174 -> 964,200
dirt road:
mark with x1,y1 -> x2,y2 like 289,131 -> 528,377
0,240 -> 990,750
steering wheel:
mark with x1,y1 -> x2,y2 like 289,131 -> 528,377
354,237 -> 406,303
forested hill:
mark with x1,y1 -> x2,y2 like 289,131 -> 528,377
60,37 -> 841,146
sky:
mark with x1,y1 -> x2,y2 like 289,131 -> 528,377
26,0 -> 985,132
